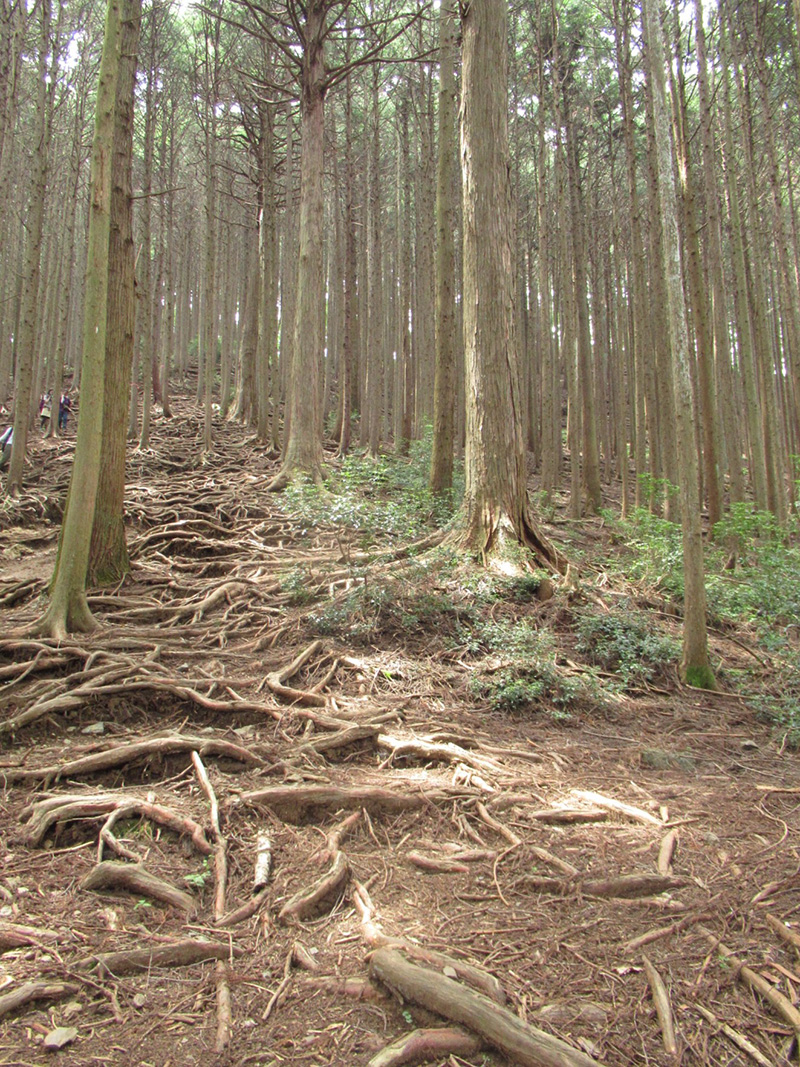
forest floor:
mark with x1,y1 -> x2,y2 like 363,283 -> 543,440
1,398 -> 799,1067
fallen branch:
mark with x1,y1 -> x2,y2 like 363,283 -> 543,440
570,789 -> 663,827
701,927 -> 800,1040
78,938 -> 242,977
642,955 -> 678,1057
521,874 -> 685,899
694,1004 -> 773,1067
367,1027 -> 486,1067
81,861 -> 198,914
369,948 -> 601,1067
0,982 -> 79,1020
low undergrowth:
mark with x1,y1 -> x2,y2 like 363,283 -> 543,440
280,430 -> 464,545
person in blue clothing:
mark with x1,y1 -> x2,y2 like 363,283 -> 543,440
58,393 -> 72,431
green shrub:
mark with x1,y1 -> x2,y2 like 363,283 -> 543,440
575,607 -> 677,685
280,428 -> 464,544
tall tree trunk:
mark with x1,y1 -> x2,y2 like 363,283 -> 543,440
5,0 -> 51,493
269,1 -> 326,488
430,0 -> 458,497
452,0 -> 564,574
36,0 -> 122,638
89,0 -> 141,585
642,0 -> 714,688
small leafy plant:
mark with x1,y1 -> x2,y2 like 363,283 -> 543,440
575,607 -> 677,686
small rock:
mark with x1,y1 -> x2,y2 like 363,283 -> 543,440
81,722 -> 106,735
62,1001 -> 83,1019
442,966 -> 457,979
132,993 -> 147,1009
43,1027 -> 78,1051
741,739 -> 758,751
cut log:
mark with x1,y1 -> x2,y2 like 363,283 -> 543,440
81,860 -> 198,914
369,948 -> 601,1067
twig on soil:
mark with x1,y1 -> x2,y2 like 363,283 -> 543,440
700,926 -> 800,1040
642,955 -> 679,1057
694,1004 -> 774,1067
192,751 -> 231,1052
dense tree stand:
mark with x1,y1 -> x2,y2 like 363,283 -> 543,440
448,0 -> 565,578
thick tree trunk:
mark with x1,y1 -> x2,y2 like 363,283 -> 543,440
89,0 -> 141,586
269,3 -> 326,488
452,0 -> 563,573
36,0 -> 122,639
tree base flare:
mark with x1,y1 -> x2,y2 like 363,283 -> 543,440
682,663 -> 717,690
446,510 -> 567,577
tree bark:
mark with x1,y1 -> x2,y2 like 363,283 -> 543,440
451,0 -> 564,574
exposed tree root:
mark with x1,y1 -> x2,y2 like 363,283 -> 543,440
232,782 -> 477,823
367,1026 -> 486,1067
369,947 -> 601,1067
81,860 -> 198,914
23,793 -> 212,853
1,733 -> 266,784
77,938 -> 243,977
518,874 -> 686,899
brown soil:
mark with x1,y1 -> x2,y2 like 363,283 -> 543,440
1,401 -> 798,1067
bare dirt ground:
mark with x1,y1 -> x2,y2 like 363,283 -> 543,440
1,400 -> 799,1067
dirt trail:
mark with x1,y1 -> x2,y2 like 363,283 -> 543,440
0,403 -> 797,1067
